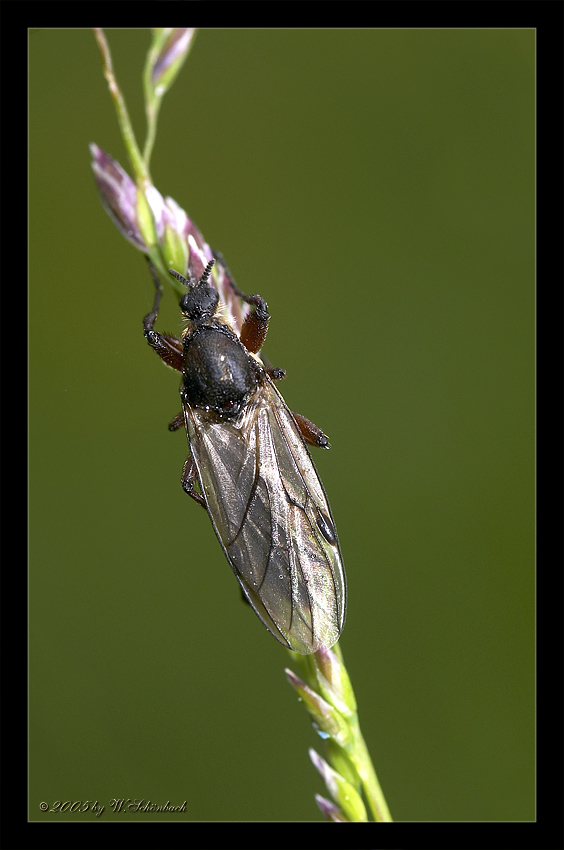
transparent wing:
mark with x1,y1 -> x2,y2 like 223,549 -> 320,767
183,381 -> 346,654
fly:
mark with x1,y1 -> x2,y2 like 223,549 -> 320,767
143,252 -> 346,654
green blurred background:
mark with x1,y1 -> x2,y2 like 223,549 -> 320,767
29,29 -> 534,822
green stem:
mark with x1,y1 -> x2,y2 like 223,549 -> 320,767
349,720 -> 393,822
93,28 -> 150,186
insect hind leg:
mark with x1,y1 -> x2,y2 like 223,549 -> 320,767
292,412 -> 331,449
181,455 -> 207,508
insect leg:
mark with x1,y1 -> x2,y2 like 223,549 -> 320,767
180,455 -> 207,508
168,412 -> 184,432
213,250 -> 270,354
260,354 -> 286,382
143,259 -> 184,371
292,411 -> 331,449
143,259 -> 163,330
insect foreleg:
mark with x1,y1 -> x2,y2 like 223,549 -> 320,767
213,250 -> 270,354
239,296 -> 270,354
143,260 -> 184,372
180,454 -> 207,509
145,331 -> 184,371
143,260 -> 163,333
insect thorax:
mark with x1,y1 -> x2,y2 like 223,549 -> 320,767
182,323 -> 263,418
